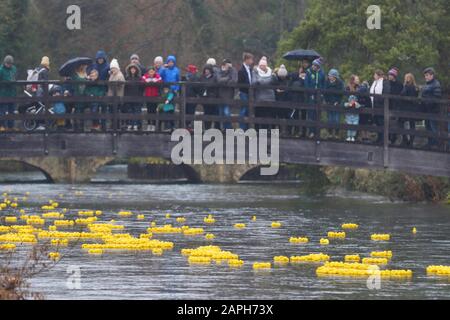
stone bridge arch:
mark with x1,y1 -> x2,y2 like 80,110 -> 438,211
2,157 -> 116,183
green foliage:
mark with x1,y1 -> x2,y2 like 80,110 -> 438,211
0,0 -> 39,76
277,0 -> 450,90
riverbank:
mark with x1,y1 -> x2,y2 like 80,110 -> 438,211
322,167 -> 450,203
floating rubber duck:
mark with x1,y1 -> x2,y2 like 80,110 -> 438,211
4,217 -> 18,223
342,223 -> 359,230
253,262 -> 272,270
88,249 -> 103,255
228,259 -> 245,268
290,253 -> 330,263
205,233 -> 215,240
371,234 -> 390,241
252,216 -> 257,222
345,255 -> 361,263
48,252 -> 61,261
362,257 -> 388,265
204,215 -> 216,224
320,238 -> 330,245
137,215 -> 145,220
0,243 -> 16,251
370,251 -> 393,259
183,228 -> 205,236
412,227 -> 417,234
165,213 -> 171,219
176,217 -> 186,224
234,223 -> 246,229
289,237 -> 309,244
328,231 -> 346,239
118,211 -> 133,217
427,265 -> 450,276
271,222 -> 282,228
274,256 -> 290,265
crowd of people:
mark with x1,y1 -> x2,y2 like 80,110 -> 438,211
0,51 -> 447,149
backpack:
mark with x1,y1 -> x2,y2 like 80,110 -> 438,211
26,67 -> 45,92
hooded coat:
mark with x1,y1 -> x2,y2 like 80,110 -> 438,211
89,51 -> 110,81
0,64 -> 17,97
324,78 -> 344,106
159,56 -> 180,92
200,65 -> 218,98
125,64 -> 143,97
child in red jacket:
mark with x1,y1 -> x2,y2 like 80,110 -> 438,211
142,66 -> 162,131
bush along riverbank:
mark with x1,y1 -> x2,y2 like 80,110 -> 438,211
322,167 -> 450,203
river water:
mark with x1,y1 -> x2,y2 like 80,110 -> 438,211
1,177 -> 450,300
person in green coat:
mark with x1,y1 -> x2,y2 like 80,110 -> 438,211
0,55 -> 17,130
86,69 -> 107,131
71,64 -> 89,131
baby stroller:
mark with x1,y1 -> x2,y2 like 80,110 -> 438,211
22,85 -> 57,132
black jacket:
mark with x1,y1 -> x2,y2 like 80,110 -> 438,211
400,84 -> 419,112
238,64 -> 253,94
389,79 -> 404,110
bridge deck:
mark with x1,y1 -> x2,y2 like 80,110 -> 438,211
0,81 -> 448,178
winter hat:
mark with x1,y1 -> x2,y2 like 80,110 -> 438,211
222,59 -> 232,65
328,69 -> 340,79
41,56 -> 50,68
312,58 -> 322,67
423,67 -> 435,75
186,64 -> 198,74
3,55 -> 14,65
130,54 -> 140,61
277,65 -> 288,78
388,68 -> 399,78
349,95 -> 358,102
110,59 -> 120,70
259,56 -> 268,67
206,58 -> 217,66
154,56 -> 163,64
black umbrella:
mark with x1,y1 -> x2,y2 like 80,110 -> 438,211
283,49 -> 321,61
59,57 -> 93,77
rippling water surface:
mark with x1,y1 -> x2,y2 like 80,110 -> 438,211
1,182 -> 449,300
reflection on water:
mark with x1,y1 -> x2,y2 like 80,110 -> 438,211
1,182 -> 450,300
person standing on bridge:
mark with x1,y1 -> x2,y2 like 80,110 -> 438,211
89,50 -> 110,81
237,52 -> 255,130
217,59 -> 238,130
125,63 -> 144,131
387,68 -> 404,145
370,70 -> 391,145
252,56 -> 276,130
183,64 -> 201,130
0,55 -> 17,132
324,69 -> 344,140
154,56 -> 164,73
200,64 -> 219,130
142,66 -> 162,132
129,54 -> 147,75
305,58 -> 325,139
159,55 -> 181,94
72,63 -> 89,131
399,73 -> 419,147
107,59 -> 125,130
421,67 -> 442,149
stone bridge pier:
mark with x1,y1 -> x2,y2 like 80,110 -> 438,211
189,164 -> 259,183
2,157 -> 115,183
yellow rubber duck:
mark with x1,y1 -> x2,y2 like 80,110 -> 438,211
271,222 -> 282,228
320,238 -> 330,245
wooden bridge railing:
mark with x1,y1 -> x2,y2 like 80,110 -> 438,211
0,81 -> 448,155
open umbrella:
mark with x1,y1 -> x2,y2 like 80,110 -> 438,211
59,57 -> 93,77
283,49 -> 321,61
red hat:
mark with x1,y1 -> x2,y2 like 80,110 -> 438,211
186,64 -> 198,74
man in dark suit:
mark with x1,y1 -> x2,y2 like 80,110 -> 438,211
238,52 -> 254,130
